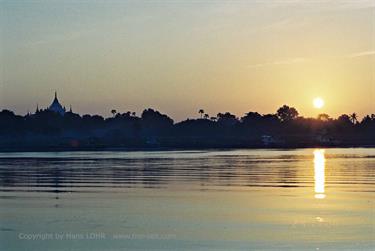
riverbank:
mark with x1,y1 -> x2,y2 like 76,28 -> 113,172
1,144 -> 375,152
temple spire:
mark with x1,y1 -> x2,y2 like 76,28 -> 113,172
48,91 -> 65,115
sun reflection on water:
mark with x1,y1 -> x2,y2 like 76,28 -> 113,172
314,149 -> 326,199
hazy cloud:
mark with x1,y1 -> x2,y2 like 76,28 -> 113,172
345,50 -> 375,58
265,0 -> 375,10
248,51 -> 375,69
335,0 -> 375,10
247,57 -> 307,68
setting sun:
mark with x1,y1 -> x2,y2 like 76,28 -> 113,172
313,97 -> 325,109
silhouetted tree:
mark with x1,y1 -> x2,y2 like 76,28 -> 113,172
141,108 -> 173,136
204,113 -> 209,120
317,113 -> 330,121
241,112 -> 262,124
217,112 -> 238,126
277,105 -> 299,122
350,113 -> 358,124
198,109 -> 204,119
111,109 -> 117,117
338,114 -> 351,123
361,115 -> 372,124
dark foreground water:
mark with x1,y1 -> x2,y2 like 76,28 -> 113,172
0,148 -> 374,251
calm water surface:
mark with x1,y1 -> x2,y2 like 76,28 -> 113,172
0,148 -> 374,250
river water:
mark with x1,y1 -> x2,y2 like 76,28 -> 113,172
0,148 -> 374,250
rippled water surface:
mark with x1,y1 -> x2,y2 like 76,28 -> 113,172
0,148 -> 374,250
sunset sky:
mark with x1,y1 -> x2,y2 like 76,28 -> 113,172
1,0 -> 374,121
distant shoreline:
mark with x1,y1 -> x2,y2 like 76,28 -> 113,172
1,105 -> 374,153
1,145 -> 374,153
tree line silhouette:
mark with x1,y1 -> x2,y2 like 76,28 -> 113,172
0,105 -> 374,150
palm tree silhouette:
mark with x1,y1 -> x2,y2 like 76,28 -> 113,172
204,113 -> 209,120
350,113 -> 358,124
198,109 -> 204,119
111,109 -> 117,117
